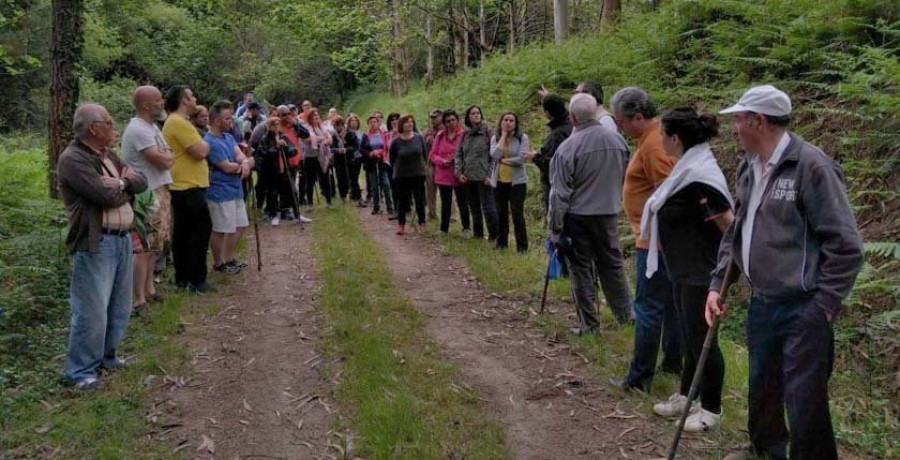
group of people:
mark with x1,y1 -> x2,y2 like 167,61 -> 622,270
56,77 -> 862,460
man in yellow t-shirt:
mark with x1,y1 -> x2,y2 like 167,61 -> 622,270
162,86 -> 213,293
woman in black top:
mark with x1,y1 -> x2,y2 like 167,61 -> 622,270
642,107 -> 734,432
389,114 -> 428,235
330,116 -> 360,202
255,118 -> 297,224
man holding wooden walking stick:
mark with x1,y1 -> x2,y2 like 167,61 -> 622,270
708,85 -> 863,460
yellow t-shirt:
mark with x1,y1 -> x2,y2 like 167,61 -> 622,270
498,146 -> 513,184
163,113 -> 208,190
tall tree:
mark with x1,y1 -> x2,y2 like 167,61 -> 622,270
553,0 -> 568,43
48,0 -> 85,199
600,0 -> 619,28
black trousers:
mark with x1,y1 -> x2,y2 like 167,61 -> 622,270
540,176 -> 551,213
395,176 -> 426,226
495,182 -> 527,252
438,184 -> 468,233
303,157 -> 332,205
562,214 -> 633,328
333,154 -> 351,200
349,159 -> 363,201
746,295 -> 837,460
170,187 -> 211,286
463,181 -> 498,239
675,282 -> 724,413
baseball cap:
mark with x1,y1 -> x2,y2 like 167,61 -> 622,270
720,85 -> 792,117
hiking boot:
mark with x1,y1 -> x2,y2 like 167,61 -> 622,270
608,376 -> 649,392
281,210 -> 295,221
357,199 -> 367,208
396,224 -> 405,235
371,207 -> 381,215
187,282 -> 218,294
214,263 -> 241,274
228,260 -> 248,269
73,376 -> 100,390
680,408 -> 722,432
101,356 -> 128,370
653,393 -> 695,418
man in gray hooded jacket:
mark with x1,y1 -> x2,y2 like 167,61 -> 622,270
709,85 -> 863,460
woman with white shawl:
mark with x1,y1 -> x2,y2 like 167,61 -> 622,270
640,107 -> 735,433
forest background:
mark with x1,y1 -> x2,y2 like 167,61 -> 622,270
0,0 -> 898,457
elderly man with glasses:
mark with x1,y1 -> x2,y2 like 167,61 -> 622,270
57,103 -> 148,389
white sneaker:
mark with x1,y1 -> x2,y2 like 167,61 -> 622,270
653,393 -> 690,418
271,216 -> 280,226
298,215 -> 313,223
681,408 -> 722,432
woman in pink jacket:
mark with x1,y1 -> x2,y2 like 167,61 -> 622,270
429,109 -> 469,234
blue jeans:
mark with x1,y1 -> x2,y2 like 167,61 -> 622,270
371,163 -> 393,211
64,234 -> 134,382
625,248 -> 683,388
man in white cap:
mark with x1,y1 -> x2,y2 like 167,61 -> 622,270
708,85 -> 863,460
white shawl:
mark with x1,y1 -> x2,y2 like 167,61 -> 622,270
639,143 -> 734,278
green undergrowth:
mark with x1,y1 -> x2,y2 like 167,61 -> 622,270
310,205 -> 509,460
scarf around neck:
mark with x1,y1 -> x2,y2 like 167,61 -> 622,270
639,142 -> 735,278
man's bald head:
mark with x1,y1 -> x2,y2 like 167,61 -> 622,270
133,85 -> 165,120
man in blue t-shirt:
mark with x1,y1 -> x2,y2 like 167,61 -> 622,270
204,100 -> 255,274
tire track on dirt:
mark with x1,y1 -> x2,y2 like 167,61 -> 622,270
152,222 -> 342,459
357,211 -> 671,460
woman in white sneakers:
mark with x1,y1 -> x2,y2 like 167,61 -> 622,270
641,107 -> 734,432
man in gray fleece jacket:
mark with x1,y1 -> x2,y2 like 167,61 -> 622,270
549,93 -> 633,333
708,86 -> 863,460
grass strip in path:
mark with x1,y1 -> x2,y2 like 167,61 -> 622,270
310,206 -> 510,460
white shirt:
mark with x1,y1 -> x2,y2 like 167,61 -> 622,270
741,132 -> 790,279
596,107 -> 617,132
121,117 -> 173,190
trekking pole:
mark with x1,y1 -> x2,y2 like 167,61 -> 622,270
539,243 -> 554,314
246,171 -> 262,271
667,259 -> 738,460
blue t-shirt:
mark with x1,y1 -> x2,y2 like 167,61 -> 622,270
204,131 -> 243,202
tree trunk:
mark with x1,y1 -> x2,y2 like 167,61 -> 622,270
600,0 -> 620,28
508,0 -> 516,53
48,0 -> 85,199
462,10 -> 470,68
387,0 -> 410,96
425,16 -> 435,87
553,0 -> 568,43
479,0 -> 486,66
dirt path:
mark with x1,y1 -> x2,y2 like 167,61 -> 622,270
357,211 -> 673,460
153,221 -> 341,459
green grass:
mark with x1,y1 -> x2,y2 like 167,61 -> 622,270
310,205 -> 510,460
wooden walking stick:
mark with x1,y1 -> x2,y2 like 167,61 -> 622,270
667,259 -> 739,460
539,244 -> 554,314
246,171 -> 262,271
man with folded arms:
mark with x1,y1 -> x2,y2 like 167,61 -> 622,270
58,104 -> 148,389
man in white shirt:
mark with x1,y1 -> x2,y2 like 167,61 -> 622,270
121,86 -> 174,311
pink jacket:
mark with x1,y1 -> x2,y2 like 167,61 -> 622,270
429,127 -> 464,186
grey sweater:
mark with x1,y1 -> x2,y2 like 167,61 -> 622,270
454,124 -> 493,181
710,133 -> 863,318
390,133 -> 427,179
489,133 -> 530,186
548,119 -> 630,232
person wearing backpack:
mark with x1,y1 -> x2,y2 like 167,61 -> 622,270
455,105 -> 498,240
